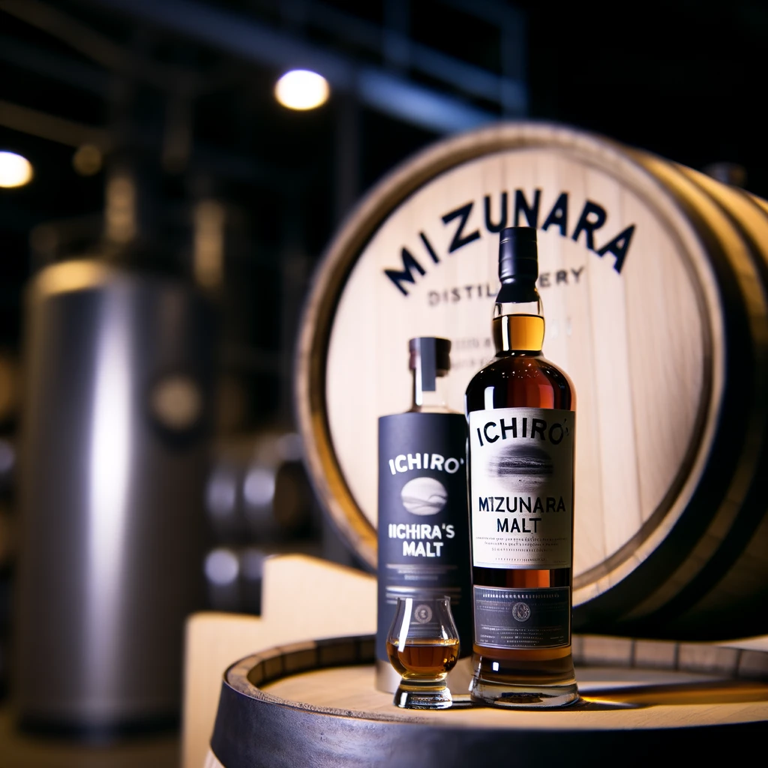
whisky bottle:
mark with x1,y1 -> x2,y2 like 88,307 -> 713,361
376,337 -> 472,693
465,227 -> 579,708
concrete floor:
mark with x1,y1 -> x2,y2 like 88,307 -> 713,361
0,708 -> 180,768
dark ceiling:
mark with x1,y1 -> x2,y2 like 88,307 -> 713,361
522,0 -> 764,181
0,0 -> 764,427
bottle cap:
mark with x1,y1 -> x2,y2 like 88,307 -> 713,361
409,337 -> 451,392
498,226 -> 538,282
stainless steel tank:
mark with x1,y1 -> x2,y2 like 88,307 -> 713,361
14,257 -> 216,734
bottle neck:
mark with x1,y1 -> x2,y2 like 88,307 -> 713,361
492,291 -> 545,354
409,367 -> 451,412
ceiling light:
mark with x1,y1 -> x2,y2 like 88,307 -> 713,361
0,151 -> 33,188
275,69 -> 330,110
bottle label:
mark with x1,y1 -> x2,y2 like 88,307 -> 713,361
377,412 -> 472,666
468,407 -> 574,569
473,586 -> 571,649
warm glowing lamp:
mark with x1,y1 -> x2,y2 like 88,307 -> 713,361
0,151 -> 33,188
275,69 -> 330,110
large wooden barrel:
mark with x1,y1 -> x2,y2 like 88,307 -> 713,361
207,634 -> 768,767
295,122 -> 768,640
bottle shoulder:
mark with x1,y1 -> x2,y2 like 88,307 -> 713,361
465,353 -> 575,411
468,353 -> 572,385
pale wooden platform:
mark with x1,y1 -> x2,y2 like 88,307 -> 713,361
207,632 -> 768,766
181,554 -> 376,768
266,663 -> 768,730
183,555 -> 768,768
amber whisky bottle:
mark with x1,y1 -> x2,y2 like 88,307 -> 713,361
465,227 -> 579,708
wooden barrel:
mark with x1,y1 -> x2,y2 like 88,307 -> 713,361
207,634 -> 768,767
295,122 -> 768,640
205,429 -> 317,545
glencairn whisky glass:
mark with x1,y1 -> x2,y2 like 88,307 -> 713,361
386,595 -> 460,709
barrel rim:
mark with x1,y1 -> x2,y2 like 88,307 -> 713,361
294,119 -> 725,583
220,632 -> 768,716
210,633 -> 768,768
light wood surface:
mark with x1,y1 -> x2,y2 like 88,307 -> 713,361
184,555 -> 768,768
618,157 -> 768,627
295,121 -> 768,637
264,662 -> 768,729
181,554 -> 376,768
207,631 -> 768,766
203,752 -> 224,768
316,131 -> 712,579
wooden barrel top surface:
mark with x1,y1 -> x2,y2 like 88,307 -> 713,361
265,664 -> 768,730
210,634 -> 768,767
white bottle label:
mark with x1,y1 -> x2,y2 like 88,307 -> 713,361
469,407 -> 575,569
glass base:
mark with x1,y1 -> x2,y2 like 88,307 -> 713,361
470,674 -> 579,709
393,681 -> 453,710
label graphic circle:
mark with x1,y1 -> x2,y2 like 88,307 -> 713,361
400,477 -> 447,515
414,604 -> 433,623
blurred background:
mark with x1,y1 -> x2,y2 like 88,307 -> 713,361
0,0 -> 764,764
